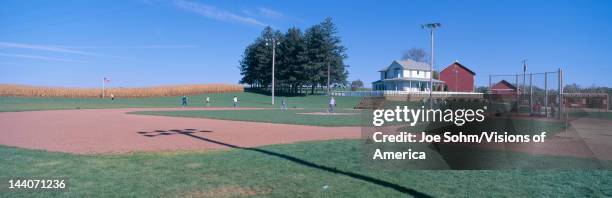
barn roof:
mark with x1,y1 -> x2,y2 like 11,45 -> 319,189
495,80 -> 517,90
441,61 -> 476,75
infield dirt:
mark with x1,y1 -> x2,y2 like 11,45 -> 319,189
0,107 -> 360,154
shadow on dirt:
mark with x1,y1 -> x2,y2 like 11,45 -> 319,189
136,129 -> 433,197
137,129 -> 212,137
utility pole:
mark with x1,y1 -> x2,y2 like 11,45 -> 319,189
422,23 -> 441,108
266,37 -> 280,105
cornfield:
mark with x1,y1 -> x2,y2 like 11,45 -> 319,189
0,84 -> 244,98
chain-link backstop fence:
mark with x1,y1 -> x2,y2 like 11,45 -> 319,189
488,69 -> 563,119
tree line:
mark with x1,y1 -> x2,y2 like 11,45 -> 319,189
239,18 -> 348,95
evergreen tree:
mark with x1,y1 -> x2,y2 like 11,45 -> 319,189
239,18 -> 349,95
278,27 -> 307,94
320,17 -> 348,90
239,26 -> 282,89
304,24 -> 327,94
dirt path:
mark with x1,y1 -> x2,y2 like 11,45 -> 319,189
0,108 -> 360,154
466,117 -> 612,160
557,117 -> 612,160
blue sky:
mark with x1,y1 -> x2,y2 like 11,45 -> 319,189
1,0 -> 610,88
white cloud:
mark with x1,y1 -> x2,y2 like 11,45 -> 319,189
0,62 -> 19,66
56,45 -> 198,49
0,53 -> 85,63
257,7 -> 283,19
0,42 -> 135,61
0,42 -> 102,56
174,0 -> 267,27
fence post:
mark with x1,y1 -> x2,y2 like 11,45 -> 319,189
529,73 -> 533,115
545,72 -> 548,118
488,75 -> 492,93
516,74 -> 519,113
559,68 -> 563,119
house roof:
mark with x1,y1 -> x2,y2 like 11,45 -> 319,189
440,61 -> 476,75
378,59 -> 430,72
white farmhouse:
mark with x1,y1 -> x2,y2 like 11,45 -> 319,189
372,59 -> 444,91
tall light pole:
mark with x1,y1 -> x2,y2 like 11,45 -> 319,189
327,61 -> 331,95
102,77 -> 109,98
422,23 -> 441,108
266,37 -> 280,105
102,77 -> 105,98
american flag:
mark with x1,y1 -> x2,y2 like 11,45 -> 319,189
104,77 -> 110,83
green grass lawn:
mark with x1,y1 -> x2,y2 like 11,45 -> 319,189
0,92 -> 361,112
130,108 -> 568,131
1,140 -> 610,197
130,109 -> 365,127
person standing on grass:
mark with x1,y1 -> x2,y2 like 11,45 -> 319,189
205,96 -> 210,107
281,97 -> 287,110
181,95 -> 188,107
328,96 -> 336,113
233,96 -> 238,108
110,93 -> 114,101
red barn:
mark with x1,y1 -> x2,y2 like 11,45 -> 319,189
491,80 -> 521,95
440,61 -> 475,92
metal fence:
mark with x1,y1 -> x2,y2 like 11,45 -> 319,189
330,90 -> 483,97
488,69 -> 563,119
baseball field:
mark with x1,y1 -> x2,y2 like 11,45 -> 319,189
1,91 -> 611,197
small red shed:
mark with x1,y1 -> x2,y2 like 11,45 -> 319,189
440,61 -> 475,92
491,80 -> 521,95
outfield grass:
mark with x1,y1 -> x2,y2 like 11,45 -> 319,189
0,92 -> 361,112
129,108 -> 568,130
1,140 -> 610,197
130,109 -> 365,127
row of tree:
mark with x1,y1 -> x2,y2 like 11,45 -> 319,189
239,18 -> 348,94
